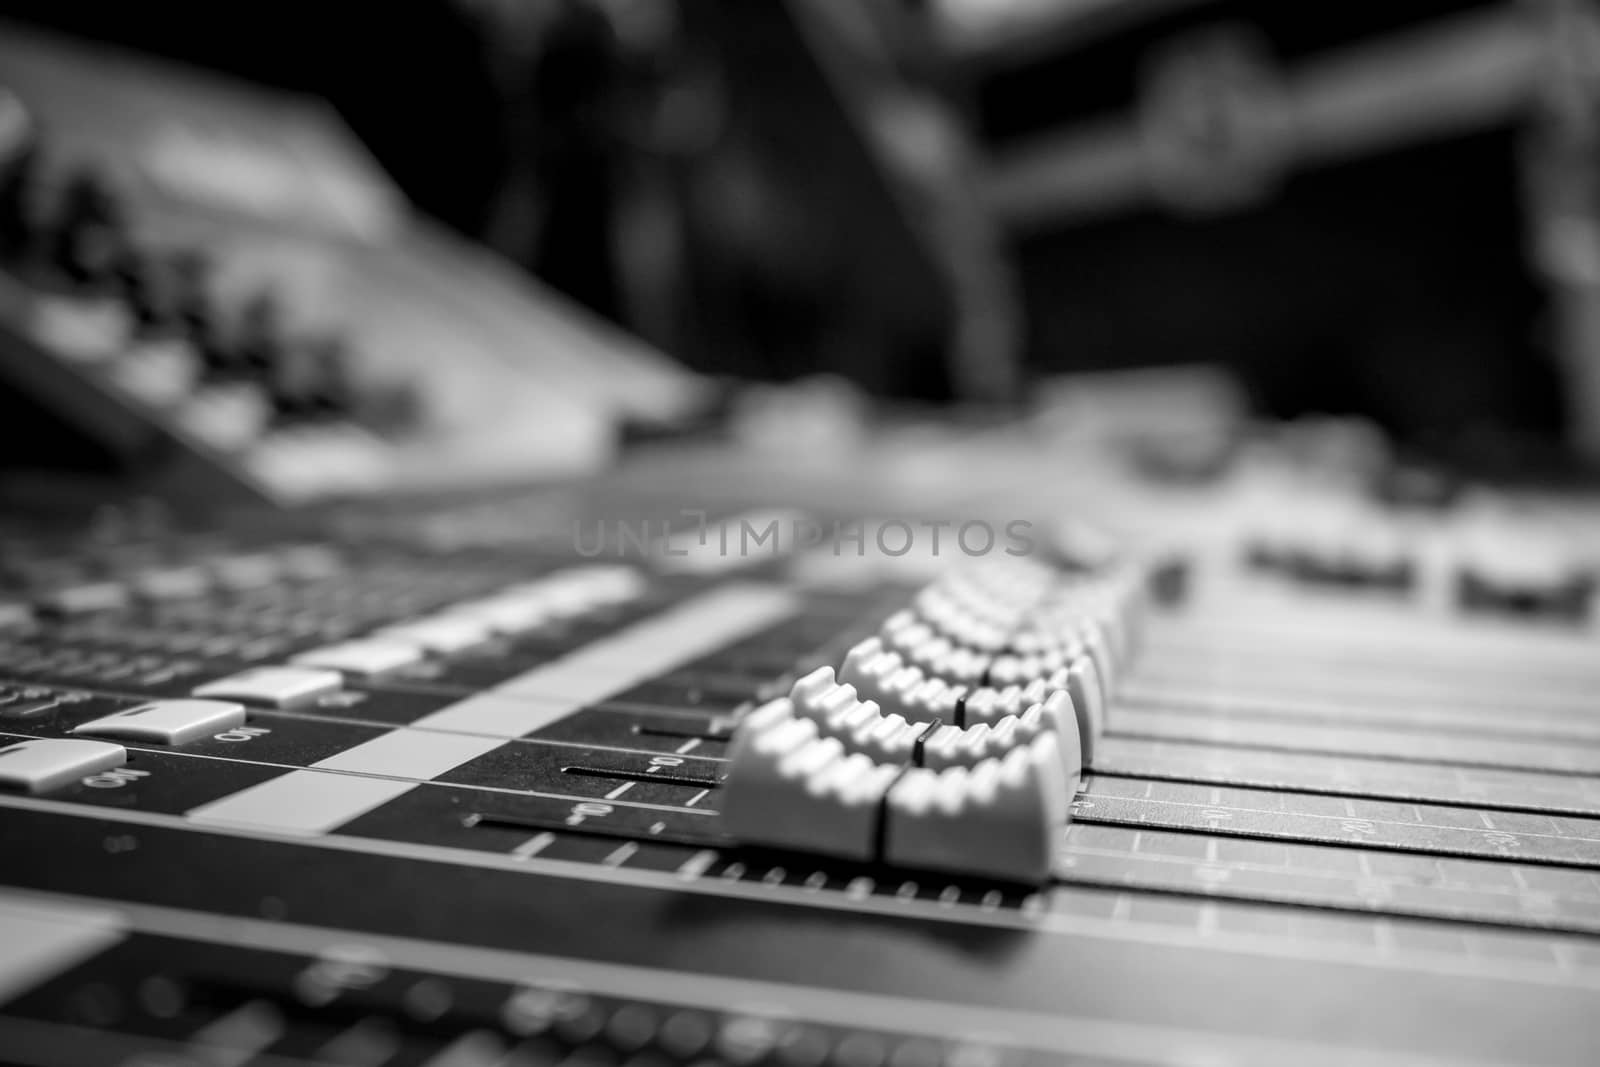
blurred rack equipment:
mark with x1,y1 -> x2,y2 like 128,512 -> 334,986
0,22 -> 705,508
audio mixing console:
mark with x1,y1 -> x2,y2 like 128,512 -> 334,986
4,10 -> 1599,1065
1,470 -> 1599,1067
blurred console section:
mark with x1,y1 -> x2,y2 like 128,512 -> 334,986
0,22 -> 707,506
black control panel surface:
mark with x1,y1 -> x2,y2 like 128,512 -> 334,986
0,480 -> 1597,1067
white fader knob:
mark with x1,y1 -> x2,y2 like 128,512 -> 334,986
884,734 -> 1066,883
720,701 -> 901,862
719,683 -> 1082,881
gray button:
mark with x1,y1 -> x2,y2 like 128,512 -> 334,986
290,640 -> 423,677
193,666 -> 342,707
0,602 -> 33,629
72,699 -> 247,745
35,582 -> 129,616
0,738 -> 126,793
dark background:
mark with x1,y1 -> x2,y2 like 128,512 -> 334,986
0,0 -> 1567,453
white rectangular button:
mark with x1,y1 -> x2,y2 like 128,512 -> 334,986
208,553 -> 281,590
290,640 -> 423,677
278,545 -> 343,580
0,738 -> 126,793
72,699 -> 247,745
36,581 -> 129,615
531,565 -> 645,605
0,601 -> 34,628
130,566 -> 211,601
442,596 -> 550,635
193,666 -> 342,707
373,615 -> 491,654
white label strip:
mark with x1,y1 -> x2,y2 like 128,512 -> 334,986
407,694 -> 579,738
187,771 -> 414,836
0,895 -> 125,1003
186,726 -> 502,835
313,730 -> 504,779
183,585 -> 795,836
455,583 -> 797,713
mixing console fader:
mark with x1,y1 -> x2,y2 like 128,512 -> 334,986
2,486 -> 1600,1066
